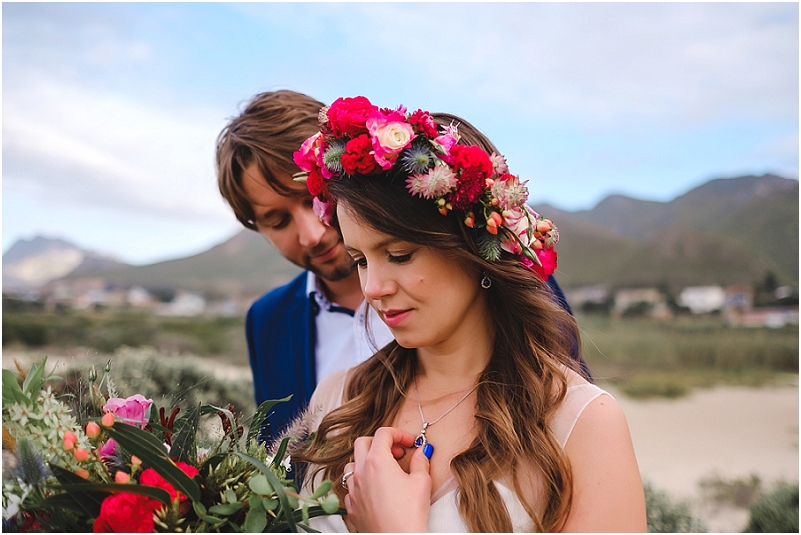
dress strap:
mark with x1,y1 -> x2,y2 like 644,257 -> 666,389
550,383 -> 610,448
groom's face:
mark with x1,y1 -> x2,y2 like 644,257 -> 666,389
241,163 -> 355,282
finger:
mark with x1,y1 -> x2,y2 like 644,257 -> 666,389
409,442 -> 433,475
372,426 -> 416,451
352,436 -> 373,471
390,443 -> 407,459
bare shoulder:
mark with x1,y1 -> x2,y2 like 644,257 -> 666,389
309,368 -> 351,415
562,391 -> 647,532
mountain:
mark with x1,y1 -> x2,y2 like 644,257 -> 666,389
535,174 -> 798,289
2,236 -> 128,291
6,174 -> 797,296
64,230 -> 302,297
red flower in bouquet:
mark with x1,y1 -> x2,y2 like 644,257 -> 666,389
407,109 -> 438,138
139,462 -> 199,504
530,248 -> 558,280
306,168 -> 328,198
341,134 -> 382,176
326,96 -> 377,137
93,492 -> 160,533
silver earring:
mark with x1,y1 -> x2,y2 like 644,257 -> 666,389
480,274 -> 492,289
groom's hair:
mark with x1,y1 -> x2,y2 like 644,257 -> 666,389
216,90 -> 324,231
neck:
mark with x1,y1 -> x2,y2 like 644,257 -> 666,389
317,271 -> 364,310
415,328 -> 494,393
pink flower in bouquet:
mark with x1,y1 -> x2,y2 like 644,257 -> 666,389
103,395 -> 153,428
408,109 -> 438,138
366,110 -> 416,170
434,122 -> 460,154
531,248 -> 558,280
293,132 -> 321,173
326,96 -> 378,137
491,173 -> 529,211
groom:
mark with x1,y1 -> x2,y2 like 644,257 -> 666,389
216,90 -> 583,438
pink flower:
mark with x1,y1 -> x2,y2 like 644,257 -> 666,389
406,165 -> 458,199
433,122 -> 460,154
99,438 -> 118,459
531,248 -> 558,280
490,152 -> 508,175
500,206 -> 536,256
103,395 -> 153,429
408,109 -> 438,137
366,110 -> 416,170
326,96 -> 378,137
491,173 -> 529,211
293,132 -> 321,173
313,197 -> 335,226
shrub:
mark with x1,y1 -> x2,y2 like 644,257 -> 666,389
743,482 -> 799,533
644,481 -> 706,533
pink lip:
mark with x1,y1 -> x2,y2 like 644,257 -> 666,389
381,309 -> 412,328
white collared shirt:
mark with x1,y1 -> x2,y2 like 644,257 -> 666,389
306,272 -> 394,384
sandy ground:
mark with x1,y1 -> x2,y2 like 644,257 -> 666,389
608,381 -> 799,532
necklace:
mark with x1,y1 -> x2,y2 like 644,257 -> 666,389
413,377 -> 479,448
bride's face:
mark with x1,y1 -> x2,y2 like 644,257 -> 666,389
337,205 -> 488,352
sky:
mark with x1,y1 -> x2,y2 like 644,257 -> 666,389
3,2 -> 798,265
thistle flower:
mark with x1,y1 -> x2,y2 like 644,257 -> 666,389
491,174 -> 529,211
322,139 -> 346,174
399,143 -> 435,175
15,438 -> 50,485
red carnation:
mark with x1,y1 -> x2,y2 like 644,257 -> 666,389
448,145 -> 494,178
341,134 -> 382,176
139,462 -> 199,504
306,168 -> 328,199
530,249 -> 558,281
408,109 -> 438,138
447,172 -> 486,210
326,96 -> 378,137
93,492 -> 160,533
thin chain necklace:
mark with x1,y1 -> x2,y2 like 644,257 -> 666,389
413,377 -> 479,448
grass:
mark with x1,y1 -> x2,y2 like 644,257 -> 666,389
577,313 -> 798,397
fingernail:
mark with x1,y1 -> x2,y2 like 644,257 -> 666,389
423,443 -> 434,459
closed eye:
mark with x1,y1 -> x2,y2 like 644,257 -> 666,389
389,252 -> 413,264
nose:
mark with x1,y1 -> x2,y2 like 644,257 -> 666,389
362,263 -> 396,302
295,208 -> 326,248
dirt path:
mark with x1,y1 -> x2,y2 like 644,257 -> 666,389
609,381 -> 799,532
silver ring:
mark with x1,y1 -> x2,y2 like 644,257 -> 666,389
341,470 -> 354,489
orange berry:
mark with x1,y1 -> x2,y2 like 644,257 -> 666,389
486,225 -> 498,235
101,413 -> 115,427
438,206 -> 449,215
488,212 -> 503,226
464,218 -> 474,228
131,455 -> 142,466
536,220 -> 552,233
63,438 -> 75,451
491,198 -> 499,206
115,471 -> 131,484
532,240 -> 543,250
485,178 -> 495,188
75,469 -> 90,480
64,431 -> 78,443
73,448 -> 89,462
85,422 -> 101,438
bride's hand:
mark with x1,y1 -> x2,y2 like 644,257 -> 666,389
343,427 -> 432,532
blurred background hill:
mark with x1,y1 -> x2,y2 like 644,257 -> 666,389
4,173 -> 796,298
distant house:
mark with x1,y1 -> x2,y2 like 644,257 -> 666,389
564,285 -> 610,308
127,286 -> 155,308
734,307 -> 799,328
157,292 -> 206,316
677,285 -> 726,314
613,288 -> 671,318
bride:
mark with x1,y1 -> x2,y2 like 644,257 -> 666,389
292,96 -> 646,532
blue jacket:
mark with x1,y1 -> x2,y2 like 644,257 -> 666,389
246,272 -> 585,440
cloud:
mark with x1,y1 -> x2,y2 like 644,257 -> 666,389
3,79 -> 232,224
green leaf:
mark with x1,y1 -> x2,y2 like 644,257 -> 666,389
246,395 -> 293,445
249,474 -> 273,495
245,494 -> 268,533
302,503 -> 310,525
236,452 -> 297,532
51,483 -> 171,505
3,368 -> 27,405
477,230 -> 502,261
266,505 -> 346,533
203,515 -> 226,525
194,501 -> 208,516
271,437 -> 290,470
47,464 -> 106,517
104,422 -> 201,503
22,358 -> 48,397
224,489 -> 238,503
171,403 -> 200,464
209,502 -> 243,515
262,496 -> 279,511
320,494 -> 341,515
309,480 -> 332,500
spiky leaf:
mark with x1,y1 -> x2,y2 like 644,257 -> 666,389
477,231 -> 502,262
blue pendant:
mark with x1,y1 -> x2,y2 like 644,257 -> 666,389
414,433 -> 427,448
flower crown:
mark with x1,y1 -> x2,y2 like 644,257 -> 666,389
293,96 -> 558,280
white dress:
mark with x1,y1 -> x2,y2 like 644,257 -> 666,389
304,368 -> 610,532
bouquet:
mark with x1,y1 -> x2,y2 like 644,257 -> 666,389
2,358 -> 341,532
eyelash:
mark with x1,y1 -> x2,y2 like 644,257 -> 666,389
352,252 -> 414,268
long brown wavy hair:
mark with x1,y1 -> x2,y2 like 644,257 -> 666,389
293,113 -> 582,532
